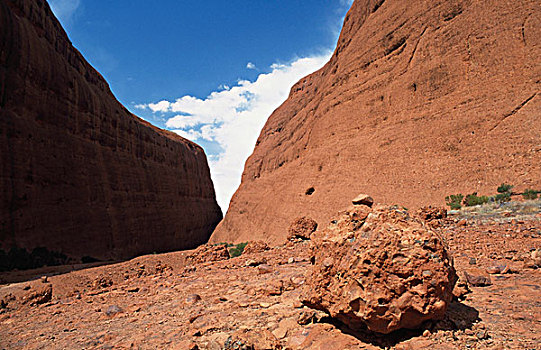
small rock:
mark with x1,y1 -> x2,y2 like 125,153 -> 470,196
22,284 -> 52,306
264,280 -> 284,296
531,249 -> 541,266
290,276 -> 304,286
242,241 -> 270,255
257,264 -> 272,274
453,283 -> 471,300
423,329 -> 431,337
224,329 -> 280,350
40,276 -> 48,283
92,276 -> 113,290
186,244 -> 230,265
464,271 -> 492,287
245,259 -> 259,267
469,258 -> 477,265
351,194 -> 374,207
297,310 -> 317,325
288,217 -> 318,240
292,300 -> 303,308
105,305 -> 123,316
188,313 -> 202,323
273,319 -> 298,339
485,264 -> 509,274
185,294 -> 202,305
288,257 -> 295,264
457,219 -> 467,226
476,330 -> 489,340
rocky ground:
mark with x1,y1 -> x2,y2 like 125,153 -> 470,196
0,206 -> 540,349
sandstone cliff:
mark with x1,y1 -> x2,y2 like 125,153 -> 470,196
211,0 -> 541,244
0,0 -> 222,261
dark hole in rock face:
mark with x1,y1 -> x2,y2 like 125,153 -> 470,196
306,187 -> 315,195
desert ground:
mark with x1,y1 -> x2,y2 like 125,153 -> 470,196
1,201 -> 539,349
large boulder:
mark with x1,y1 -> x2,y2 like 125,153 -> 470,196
301,204 -> 457,334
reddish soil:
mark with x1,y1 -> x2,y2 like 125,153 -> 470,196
1,210 -> 539,349
0,0 -> 222,261
212,0 -> 541,244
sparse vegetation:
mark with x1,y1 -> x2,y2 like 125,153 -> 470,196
444,183 -> 540,209
497,183 -> 513,194
445,194 -> 464,210
494,192 -> 511,203
228,242 -> 248,258
463,192 -> 490,207
522,189 -> 539,200
494,183 -> 514,203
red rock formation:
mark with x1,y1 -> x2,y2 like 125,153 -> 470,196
211,0 -> 541,244
301,203 -> 457,334
0,0 -> 222,261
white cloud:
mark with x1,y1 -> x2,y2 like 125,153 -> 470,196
148,100 -> 172,113
138,53 -> 331,211
49,0 -> 81,25
339,0 -> 354,6
246,62 -> 257,70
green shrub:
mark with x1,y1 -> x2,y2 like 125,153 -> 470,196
445,194 -> 464,210
494,192 -> 511,203
213,242 -> 233,247
228,242 -> 248,258
497,183 -> 513,194
522,189 -> 539,200
463,192 -> 490,207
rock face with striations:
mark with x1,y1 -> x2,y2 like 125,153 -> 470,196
0,0 -> 222,261
211,0 -> 541,244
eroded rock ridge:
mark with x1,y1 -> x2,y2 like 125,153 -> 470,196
211,0 -> 541,244
0,0 -> 222,261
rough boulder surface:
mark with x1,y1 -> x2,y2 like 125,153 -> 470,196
242,240 -> 270,255
287,217 -> 318,240
302,203 -> 458,334
0,0 -> 222,260
185,244 -> 230,265
211,0 -> 541,244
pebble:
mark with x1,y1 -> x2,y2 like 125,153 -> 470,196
185,294 -> 202,305
105,305 -> 123,316
485,264 -> 509,274
257,264 -> 272,274
476,330 -> 489,340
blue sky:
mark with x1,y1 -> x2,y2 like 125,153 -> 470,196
49,0 -> 353,211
